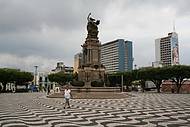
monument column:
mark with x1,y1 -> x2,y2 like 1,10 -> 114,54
78,13 -> 105,87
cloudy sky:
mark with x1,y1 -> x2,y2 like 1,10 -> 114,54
0,0 -> 190,72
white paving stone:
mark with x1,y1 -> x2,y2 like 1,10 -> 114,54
0,92 -> 190,126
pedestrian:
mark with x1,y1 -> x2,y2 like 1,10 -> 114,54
12,86 -> 15,93
47,86 -> 50,95
64,85 -> 72,109
43,86 -> 46,92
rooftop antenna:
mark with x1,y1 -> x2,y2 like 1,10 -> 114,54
173,20 -> 176,32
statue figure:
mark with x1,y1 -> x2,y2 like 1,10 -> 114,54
87,13 -> 100,38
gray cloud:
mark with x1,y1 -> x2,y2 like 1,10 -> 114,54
0,0 -> 190,71
0,53 -> 58,72
0,0 -> 108,33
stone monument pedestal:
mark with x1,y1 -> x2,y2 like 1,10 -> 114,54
84,81 -> 91,88
78,13 -> 105,87
78,67 -> 105,87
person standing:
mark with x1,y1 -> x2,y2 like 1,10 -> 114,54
64,85 -> 72,109
47,86 -> 50,95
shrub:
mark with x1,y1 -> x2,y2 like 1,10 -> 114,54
91,81 -> 104,87
71,81 -> 84,87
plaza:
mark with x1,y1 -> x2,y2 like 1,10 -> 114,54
0,92 -> 190,127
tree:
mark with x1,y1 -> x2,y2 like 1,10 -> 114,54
0,83 -> 2,92
0,68 -> 18,92
118,70 -> 138,91
48,72 -> 73,85
166,65 -> 190,93
107,70 -> 138,89
107,73 -> 121,87
0,68 -> 33,92
15,71 -> 33,88
143,67 -> 168,93
137,67 -> 151,92
123,70 -> 138,86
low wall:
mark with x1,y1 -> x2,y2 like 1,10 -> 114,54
162,80 -> 190,93
60,87 -> 121,92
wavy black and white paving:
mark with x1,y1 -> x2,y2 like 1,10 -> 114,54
0,92 -> 190,127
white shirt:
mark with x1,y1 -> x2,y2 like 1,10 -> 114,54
64,89 -> 71,99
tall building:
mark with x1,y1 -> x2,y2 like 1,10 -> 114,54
52,62 -> 65,73
155,32 -> 179,66
52,62 -> 73,74
64,66 -> 74,74
74,53 -> 82,73
101,39 -> 133,73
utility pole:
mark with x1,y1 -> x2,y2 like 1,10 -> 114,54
34,66 -> 38,86
121,74 -> 124,92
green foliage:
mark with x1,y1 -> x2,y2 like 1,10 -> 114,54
107,70 -> 138,88
165,65 -> 190,93
137,67 -> 152,81
15,72 -> 33,85
0,68 -> 17,84
123,70 -> 138,86
136,65 -> 190,93
107,65 -> 190,93
0,68 -> 33,92
91,81 -> 104,87
48,72 -> 73,85
138,67 -> 168,92
166,65 -> 190,80
71,80 -> 84,87
107,74 -> 121,87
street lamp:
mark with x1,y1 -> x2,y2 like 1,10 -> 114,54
134,64 -> 137,70
121,74 -> 124,92
34,66 -> 38,86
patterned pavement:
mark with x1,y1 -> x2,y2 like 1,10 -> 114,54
0,92 -> 190,127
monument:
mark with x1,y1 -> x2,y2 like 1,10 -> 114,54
78,13 -> 105,87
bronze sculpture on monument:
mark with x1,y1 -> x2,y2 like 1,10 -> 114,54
78,13 -> 105,87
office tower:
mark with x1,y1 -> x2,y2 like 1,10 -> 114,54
155,32 -> 179,66
101,39 -> 133,73
74,53 -> 82,73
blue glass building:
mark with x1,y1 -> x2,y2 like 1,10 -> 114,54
101,39 -> 133,73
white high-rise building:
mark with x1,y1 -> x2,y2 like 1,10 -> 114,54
155,32 -> 179,66
101,39 -> 133,73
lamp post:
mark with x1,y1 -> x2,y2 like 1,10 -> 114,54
34,66 -> 38,86
134,64 -> 137,70
121,74 -> 124,92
